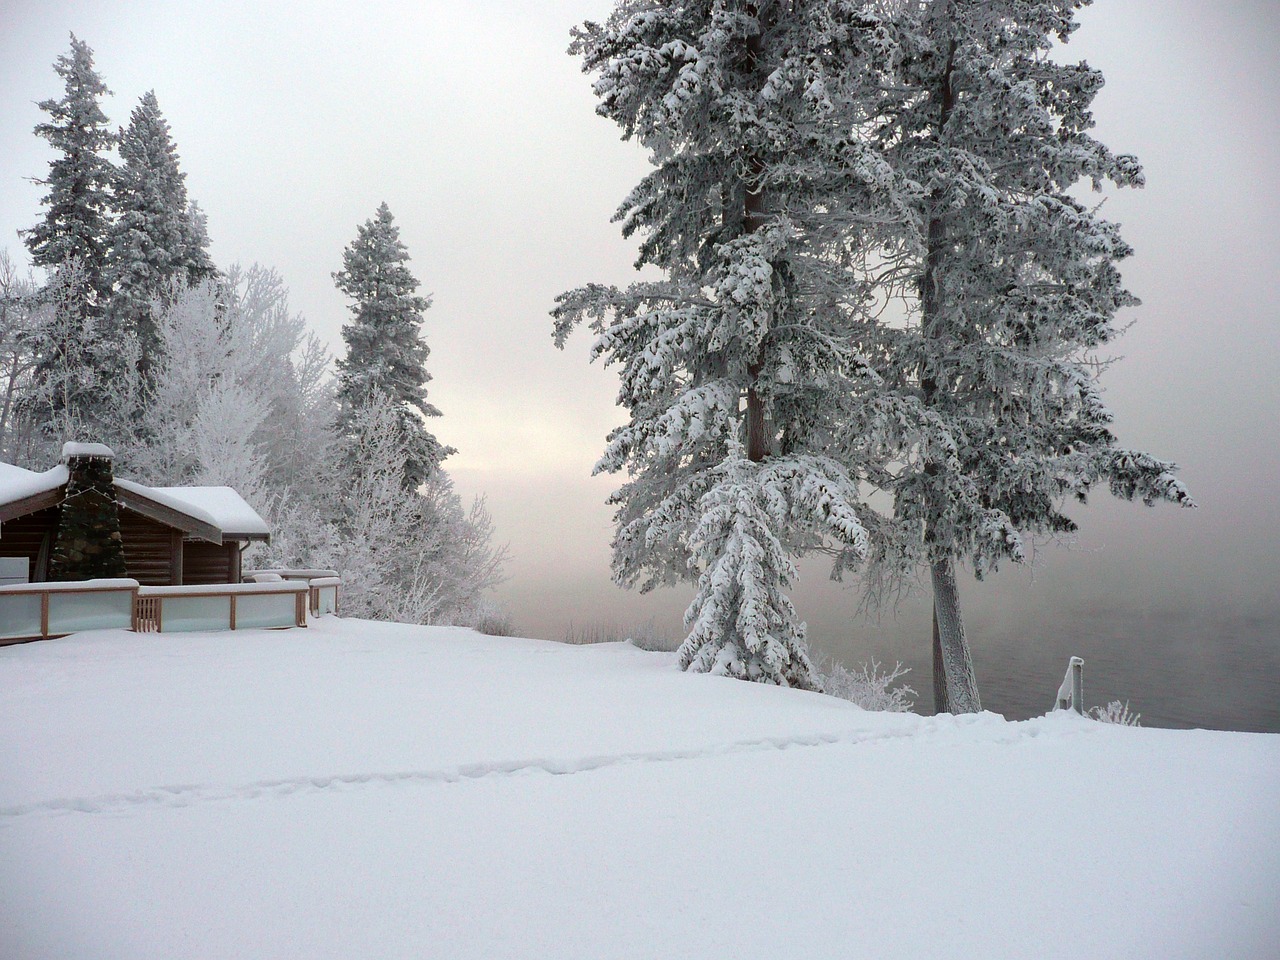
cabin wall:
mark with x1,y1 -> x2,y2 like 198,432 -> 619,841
183,540 -> 239,585
3,502 -> 253,586
118,508 -> 178,586
0,507 -> 57,581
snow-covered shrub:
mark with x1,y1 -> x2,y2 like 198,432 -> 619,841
1091,700 -> 1142,727
560,620 -> 676,650
459,600 -> 514,637
625,620 -> 678,652
820,660 -> 916,713
562,622 -> 622,645
323,392 -> 507,626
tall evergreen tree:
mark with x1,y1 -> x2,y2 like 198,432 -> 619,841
831,0 -> 1193,711
104,91 -> 215,372
22,35 -> 119,428
333,203 -> 452,487
23,35 -> 115,316
555,2 -> 885,688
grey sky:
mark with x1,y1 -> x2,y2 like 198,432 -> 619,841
1,0 -> 1277,650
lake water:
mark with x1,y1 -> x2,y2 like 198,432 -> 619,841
816,603 -> 1280,733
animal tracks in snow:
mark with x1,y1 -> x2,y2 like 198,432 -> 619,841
1,714 -> 1082,823
0,727 -> 917,822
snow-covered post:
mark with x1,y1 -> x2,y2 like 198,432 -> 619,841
1055,657 -> 1084,714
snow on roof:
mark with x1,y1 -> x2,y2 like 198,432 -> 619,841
113,478 -> 221,531
0,462 -> 68,507
150,486 -> 271,538
2,458 -> 269,541
60,441 -> 115,460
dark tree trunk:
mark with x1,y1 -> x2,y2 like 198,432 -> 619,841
743,9 -> 770,464
919,38 -> 979,712
931,604 -> 951,713
931,557 -> 980,712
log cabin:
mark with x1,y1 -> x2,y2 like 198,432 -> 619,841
0,443 -> 269,586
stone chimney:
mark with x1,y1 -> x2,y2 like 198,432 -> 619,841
48,442 -> 128,581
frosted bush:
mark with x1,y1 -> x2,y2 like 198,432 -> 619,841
625,620 -> 678,653
1091,700 -> 1142,727
560,620 -> 677,651
461,601 -> 514,638
562,622 -> 621,645
820,660 -> 916,713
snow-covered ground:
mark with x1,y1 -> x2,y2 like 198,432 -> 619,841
1,619 -> 1276,959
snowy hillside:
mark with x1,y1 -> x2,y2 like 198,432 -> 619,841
1,619 -> 1276,959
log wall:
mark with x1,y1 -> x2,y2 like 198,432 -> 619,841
118,508 -> 178,586
183,540 -> 238,585
0,507 -> 57,581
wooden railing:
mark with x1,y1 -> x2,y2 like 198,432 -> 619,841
243,569 -> 341,618
0,579 -> 139,644
1054,656 -> 1085,714
1,574 -> 340,643
243,568 -> 339,582
136,583 -> 309,633
135,595 -> 163,633
308,577 -> 341,617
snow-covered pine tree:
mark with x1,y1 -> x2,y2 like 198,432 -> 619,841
555,2 -> 886,688
105,91 -> 215,373
22,35 -> 119,424
333,203 -> 452,488
831,0 -> 1193,711
0,251 -> 41,462
183,201 -> 215,280
24,36 -> 115,307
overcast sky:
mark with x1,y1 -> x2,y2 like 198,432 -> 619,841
1,0 -> 1277,653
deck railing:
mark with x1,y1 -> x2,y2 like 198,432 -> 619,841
0,579 -> 139,644
1054,656 -> 1085,714
308,576 -> 341,617
1,574 -> 339,642
136,582 -> 310,633
243,568 -> 339,582
243,568 -> 341,617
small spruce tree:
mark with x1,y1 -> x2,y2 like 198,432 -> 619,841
333,203 -> 452,488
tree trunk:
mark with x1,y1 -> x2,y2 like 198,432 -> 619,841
919,38 -> 978,711
930,557 -> 981,713
743,10 -> 770,464
931,603 -> 951,713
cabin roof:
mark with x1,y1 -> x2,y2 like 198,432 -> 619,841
146,485 -> 270,540
0,461 -> 269,543
0,462 -> 68,505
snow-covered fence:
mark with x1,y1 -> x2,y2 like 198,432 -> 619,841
243,569 -> 341,618
0,575 -> 333,642
1054,656 -> 1085,715
308,577 -> 340,617
135,582 -> 309,633
243,568 -> 339,582
243,570 -> 341,617
0,579 -> 139,643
